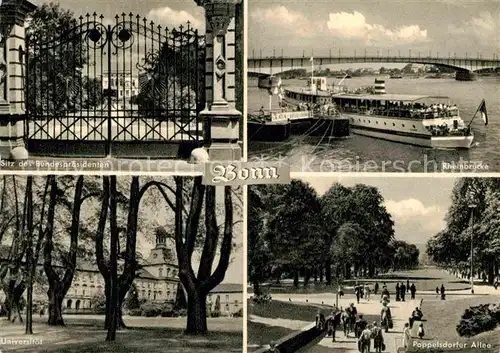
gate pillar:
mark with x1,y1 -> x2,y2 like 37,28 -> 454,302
196,0 -> 242,161
0,0 -> 36,160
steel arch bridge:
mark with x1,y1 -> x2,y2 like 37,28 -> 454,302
248,55 -> 500,81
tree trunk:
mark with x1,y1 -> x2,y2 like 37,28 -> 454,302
11,301 -> 22,323
293,272 -> 299,287
104,282 -> 111,330
319,266 -> 324,283
253,282 -> 262,297
325,260 -> 332,285
106,176 -> 119,342
304,269 -> 311,287
488,263 -> 494,284
25,280 -> 33,333
7,284 -> 25,323
186,291 -> 208,335
47,286 -> 64,326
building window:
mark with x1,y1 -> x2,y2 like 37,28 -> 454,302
83,290 -> 85,296
159,268 -> 163,277
167,291 -> 171,297
67,299 -> 72,309
226,295 -> 230,302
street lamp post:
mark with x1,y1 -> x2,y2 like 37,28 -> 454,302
469,203 -> 476,294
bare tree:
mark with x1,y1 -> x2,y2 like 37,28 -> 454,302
174,176 -> 234,335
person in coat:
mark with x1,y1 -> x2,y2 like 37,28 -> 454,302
400,282 -> 407,302
380,302 -> 392,333
371,321 -> 384,353
410,283 -> 417,299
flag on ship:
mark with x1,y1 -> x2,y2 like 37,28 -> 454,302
478,99 -> 488,126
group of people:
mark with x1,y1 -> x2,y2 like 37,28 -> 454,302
356,318 -> 385,353
354,283 -> 372,303
395,281 -> 417,301
436,284 -> 446,300
316,303 -> 386,353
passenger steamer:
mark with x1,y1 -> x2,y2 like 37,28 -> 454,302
331,80 -> 475,149
281,77 -> 350,138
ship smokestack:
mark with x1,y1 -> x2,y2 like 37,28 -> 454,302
374,79 -> 385,94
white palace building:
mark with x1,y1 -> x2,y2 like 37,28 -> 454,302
0,232 -> 243,315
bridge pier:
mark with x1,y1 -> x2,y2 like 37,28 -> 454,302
455,70 -> 477,81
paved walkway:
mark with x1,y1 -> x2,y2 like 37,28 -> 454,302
270,293 -> 417,353
319,298 -> 415,352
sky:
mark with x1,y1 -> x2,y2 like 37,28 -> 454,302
248,0 -> 500,59
30,0 -> 206,31
297,175 -> 457,245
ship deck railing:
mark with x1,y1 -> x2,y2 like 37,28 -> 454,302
340,107 -> 460,120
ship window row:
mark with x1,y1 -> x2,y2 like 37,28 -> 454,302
357,118 -> 414,129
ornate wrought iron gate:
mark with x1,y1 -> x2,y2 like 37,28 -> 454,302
25,13 -> 205,158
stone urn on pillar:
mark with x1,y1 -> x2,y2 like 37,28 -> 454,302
194,0 -> 242,161
0,0 -> 36,160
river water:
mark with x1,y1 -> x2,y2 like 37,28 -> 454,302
247,76 -> 500,173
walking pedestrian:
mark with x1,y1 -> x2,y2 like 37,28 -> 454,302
396,282 -> 401,301
440,284 -> 446,300
371,321 -> 384,353
403,322 -> 411,348
407,279 -> 410,292
355,314 -> 368,339
364,284 -> 371,301
329,309 -> 342,342
374,282 -> 379,295
355,286 -> 361,304
359,325 -> 372,353
410,283 -> 416,300
435,286 -> 439,298
380,302 -> 392,333
401,282 -> 406,302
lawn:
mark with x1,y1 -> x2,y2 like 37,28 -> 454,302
0,316 -> 242,353
248,299 -> 334,321
407,295 -> 500,353
247,321 -> 297,351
